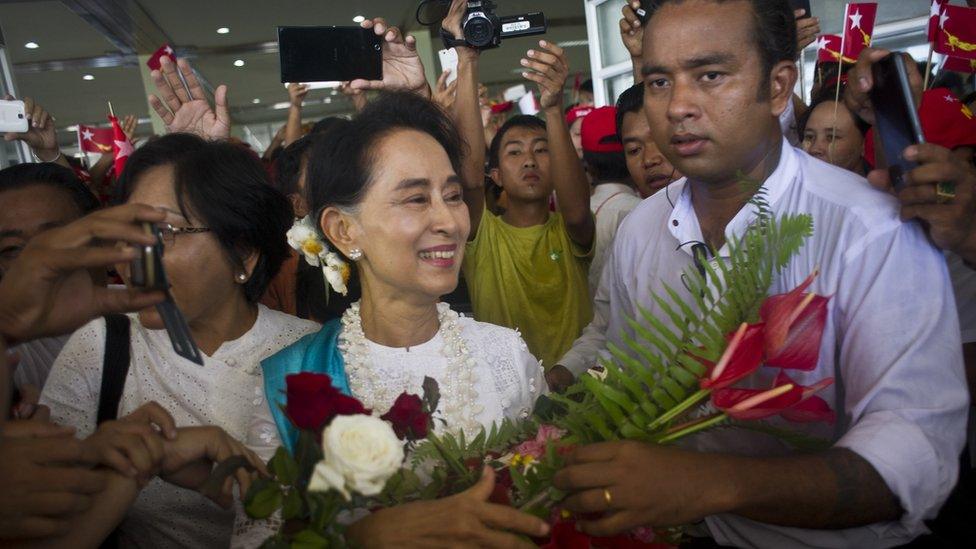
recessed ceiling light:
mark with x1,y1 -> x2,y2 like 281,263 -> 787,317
233,59 -> 245,67
24,41 -> 39,49
83,74 -> 94,81
216,27 -> 230,34
252,98 -> 261,104
324,97 -> 332,104
353,15 -> 365,23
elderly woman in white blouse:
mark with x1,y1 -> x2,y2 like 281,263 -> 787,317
40,134 -> 321,548
235,91 -> 550,548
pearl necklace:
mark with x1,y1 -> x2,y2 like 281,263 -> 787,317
338,301 -> 482,435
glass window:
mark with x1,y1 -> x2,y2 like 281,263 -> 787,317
606,71 -> 635,105
597,0 -> 630,67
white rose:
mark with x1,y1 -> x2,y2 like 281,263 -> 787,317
307,415 -> 404,500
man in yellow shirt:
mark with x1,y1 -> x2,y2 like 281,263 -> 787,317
451,34 -> 594,373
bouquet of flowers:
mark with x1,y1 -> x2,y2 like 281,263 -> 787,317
237,194 -> 834,547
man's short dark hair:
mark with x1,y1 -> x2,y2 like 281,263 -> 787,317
648,0 -> 797,98
0,162 -> 99,215
615,84 -> 645,142
487,115 -> 547,170
579,79 -> 594,94
119,133 -> 293,303
584,150 -> 630,182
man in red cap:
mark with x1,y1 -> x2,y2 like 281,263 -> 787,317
580,106 -> 642,298
566,105 -> 594,159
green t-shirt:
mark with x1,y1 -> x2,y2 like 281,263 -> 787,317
463,210 -> 593,369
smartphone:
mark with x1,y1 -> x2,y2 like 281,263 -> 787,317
438,48 -> 458,86
0,100 -> 28,133
130,223 -> 204,365
870,53 -> 925,192
278,26 -> 382,83
790,0 -> 812,19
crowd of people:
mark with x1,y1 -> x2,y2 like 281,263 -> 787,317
1,0 -> 975,547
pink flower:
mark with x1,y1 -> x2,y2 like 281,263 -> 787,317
513,424 -> 567,459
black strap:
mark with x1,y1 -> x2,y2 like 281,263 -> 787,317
96,314 -> 131,425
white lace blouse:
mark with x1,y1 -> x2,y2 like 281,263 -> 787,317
39,305 -> 320,549
232,314 -> 546,548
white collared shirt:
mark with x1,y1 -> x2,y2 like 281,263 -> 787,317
562,139 -> 968,548
589,182 -> 643,297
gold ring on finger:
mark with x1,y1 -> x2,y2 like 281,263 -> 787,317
603,488 -> 613,508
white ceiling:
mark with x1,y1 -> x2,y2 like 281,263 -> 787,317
0,0 -> 591,147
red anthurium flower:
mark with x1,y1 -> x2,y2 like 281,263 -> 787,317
777,372 -> 836,424
760,271 -> 830,371
700,322 -> 766,390
712,371 -> 835,423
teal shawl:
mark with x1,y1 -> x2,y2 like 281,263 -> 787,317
260,319 -> 350,454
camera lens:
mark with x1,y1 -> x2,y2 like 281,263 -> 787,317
464,15 -> 493,48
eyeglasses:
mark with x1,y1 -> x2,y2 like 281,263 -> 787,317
157,223 -> 210,247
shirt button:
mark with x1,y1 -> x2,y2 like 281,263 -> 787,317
226,358 -> 237,367
672,219 -> 679,226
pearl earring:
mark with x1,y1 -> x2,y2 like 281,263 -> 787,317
348,249 -> 363,261
236,272 -> 247,282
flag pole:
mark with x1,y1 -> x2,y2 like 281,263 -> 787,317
107,101 -> 115,119
923,43 -> 934,91
830,7 -> 848,166
76,127 -> 89,170
799,53 -> 808,103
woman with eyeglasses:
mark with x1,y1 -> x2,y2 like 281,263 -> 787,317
40,133 -> 321,548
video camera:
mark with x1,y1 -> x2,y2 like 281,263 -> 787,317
440,1 -> 548,50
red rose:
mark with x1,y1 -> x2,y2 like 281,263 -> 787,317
285,372 -> 369,432
380,392 -> 429,440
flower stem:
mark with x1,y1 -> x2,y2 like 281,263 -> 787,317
647,388 -> 710,431
655,413 -> 728,444
518,487 -> 557,512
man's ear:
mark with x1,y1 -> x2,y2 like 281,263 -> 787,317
489,168 -> 502,188
319,206 -> 359,257
769,59 -> 799,118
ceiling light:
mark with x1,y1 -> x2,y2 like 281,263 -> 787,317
216,27 -> 230,34
353,15 -> 366,23
24,41 -> 39,49
324,97 -> 332,104
83,74 -> 94,81
252,98 -> 261,104
233,59 -> 245,67
271,102 -> 291,110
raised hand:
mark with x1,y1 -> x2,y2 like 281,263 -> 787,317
868,143 -> 976,258
3,95 -> 59,160
795,9 -> 821,51
346,467 -> 549,548
338,82 -> 368,112
843,48 -> 923,126
0,203 -> 167,343
121,114 -> 138,142
149,56 -> 230,140
432,70 -> 459,113
521,40 -> 571,111
350,18 -> 430,98
287,82 -> 310,108
619,1 -> 644,59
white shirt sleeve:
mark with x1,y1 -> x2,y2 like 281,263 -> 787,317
832,222 -> 968,537
39,318 -> 107,438
561,252 -> 614,377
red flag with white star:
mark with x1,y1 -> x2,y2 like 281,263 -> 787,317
76,124 -> 114,154
146,44 -> 176,71
840,3 -> 877,60
814,35 -> 856,64
109,115 -> 133,177
934,3 -> 976,61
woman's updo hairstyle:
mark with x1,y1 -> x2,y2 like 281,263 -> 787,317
305,90 -> 464,236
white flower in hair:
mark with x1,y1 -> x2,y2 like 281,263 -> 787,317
286,216 -> 350,295
323,252 -> 350,296
286,216 -> 326,267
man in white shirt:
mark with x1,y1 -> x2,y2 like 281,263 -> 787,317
552,1 -> 968,547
